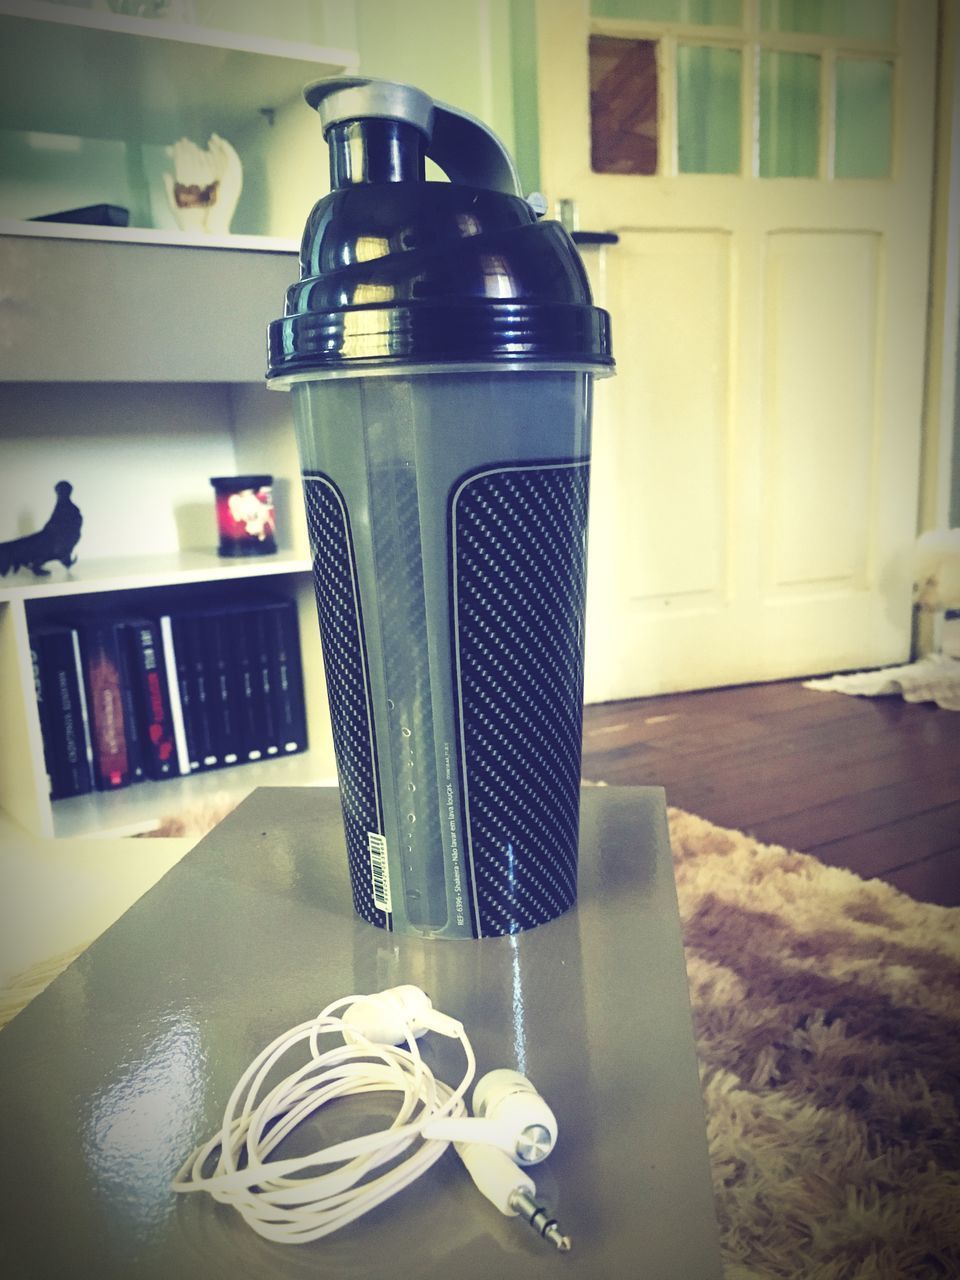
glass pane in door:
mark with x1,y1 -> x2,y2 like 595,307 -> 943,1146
591,0 -> 741,23
835,58 -> 893,177
759,51 -> 820,177
590,35 -> 659,174
761,0 -> 895,41
677,44 -> 741,173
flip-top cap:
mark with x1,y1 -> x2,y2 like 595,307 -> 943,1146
267,77 -> 613,379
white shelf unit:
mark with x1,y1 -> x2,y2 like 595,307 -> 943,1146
0,230 -> 338,841
0,216 -> 299,254
0,0 -> 358,146
8,566 -> 334,841
0,0 -> 357,240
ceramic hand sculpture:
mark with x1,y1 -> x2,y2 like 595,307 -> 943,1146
163,134 -> 242,234
0,481 -> 82,578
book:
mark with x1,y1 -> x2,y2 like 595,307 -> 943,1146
249,605 -> 281,758
29,631 -> 55,798
185,612 -> 218,770
33,598 -> 309,798
166,613 -> 203,773
200,608 -> 242,767
31,625 -> 94,800
77,618 -> 131,790
262,598 -> 308,755
116,631 -> 145,785
230,609 -> 264,762
123,619 -> 177,780
158,615 -> 191,776
32,203 -> 130,227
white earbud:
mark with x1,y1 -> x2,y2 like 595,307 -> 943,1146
473,1069 -> 559,1165
446,1070 -> 569,1251
341,985 -> 464,1046
422,1067 -> 558,1165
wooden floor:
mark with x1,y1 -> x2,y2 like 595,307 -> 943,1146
581,679 -> 960,908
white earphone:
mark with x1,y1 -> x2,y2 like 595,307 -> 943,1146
341,984 -> 465,1043
173,985 -> 570,1252
341,986 -> 569,1250
422,1067 -> 558,1165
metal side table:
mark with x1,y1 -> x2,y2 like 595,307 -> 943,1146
0,785 -> 722,1279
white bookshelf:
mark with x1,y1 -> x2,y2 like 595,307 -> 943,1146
48,749 -> 334,841
0,0 -> 355,241
0,217 -> 299,254
0,0 -> 357,152
1,547 -> 335,840
0,0 -> 350,841
0,549 -> 313,603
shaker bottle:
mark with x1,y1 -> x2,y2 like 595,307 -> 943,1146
267,77 -> 613,939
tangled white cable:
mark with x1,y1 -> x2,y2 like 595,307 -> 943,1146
171,986 -> 475,1244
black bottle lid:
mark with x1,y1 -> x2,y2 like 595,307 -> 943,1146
266,77 -> 613,380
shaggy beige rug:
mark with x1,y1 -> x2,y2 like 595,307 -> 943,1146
5,801 -> 959,1278
669,808 -> 960,1280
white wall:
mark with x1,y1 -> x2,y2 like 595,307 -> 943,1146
0,383 -> 237,558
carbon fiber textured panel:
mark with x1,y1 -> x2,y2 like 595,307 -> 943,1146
452,461 -> 589,935
303,473 -> 390,929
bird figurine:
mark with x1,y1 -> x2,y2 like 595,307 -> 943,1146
0,481 -> 83,578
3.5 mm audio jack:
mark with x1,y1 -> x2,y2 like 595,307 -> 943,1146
455,1142 -> 573,1254
509,1187 -> 573,1252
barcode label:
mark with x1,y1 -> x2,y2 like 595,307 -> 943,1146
367,832 -> 392,912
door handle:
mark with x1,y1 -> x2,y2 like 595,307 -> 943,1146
557,197 -> 619,246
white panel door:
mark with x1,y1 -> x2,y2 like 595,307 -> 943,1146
537,0 -> 936,700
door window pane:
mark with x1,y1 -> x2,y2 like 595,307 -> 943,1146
835,58 -> 893,177
589,35 -> 659,174
677,45 -> 741,173
761,0 -> 895,41
759,51 -> 819,177
591,0 -> 741,22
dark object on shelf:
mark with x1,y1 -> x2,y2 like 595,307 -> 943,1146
78,618 -> 134,790
0,481 -> 83,578
122,619 -> 178,780
263,599 -> 308,755
571,230 -> 619,246
210,475 -> 277,557
229,607 -> 267,761
30,625 -> 94,800
201,610 -> 242,767
177,612 -> 220,772
157,598 -> 307,777
31,203 -> 130,227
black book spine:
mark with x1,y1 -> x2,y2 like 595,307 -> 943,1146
250,606 -> 280,758
67,627 -> 96,794
30,631 -> 56,798
188,612 -> 218,770
170,614 -> 201,773
232,609 -> 264,762
37,628 -> 94,799
158,615 -> 191,776
125,620 -> 177,779
203,610 -> 241,767
265,599 -> 308,755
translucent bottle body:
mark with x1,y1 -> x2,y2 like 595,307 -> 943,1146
292,368 -> 593,938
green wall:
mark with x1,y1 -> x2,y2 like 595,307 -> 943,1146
353,0 -> 540,192
0,0 -> 542,231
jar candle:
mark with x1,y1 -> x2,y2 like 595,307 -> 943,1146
210,475 -> 277,556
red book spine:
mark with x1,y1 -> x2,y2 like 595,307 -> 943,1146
81,622 -> 130,790
126,620 -> 177,780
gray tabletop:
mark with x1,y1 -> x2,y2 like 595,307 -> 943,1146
0,785 -> 722,1279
